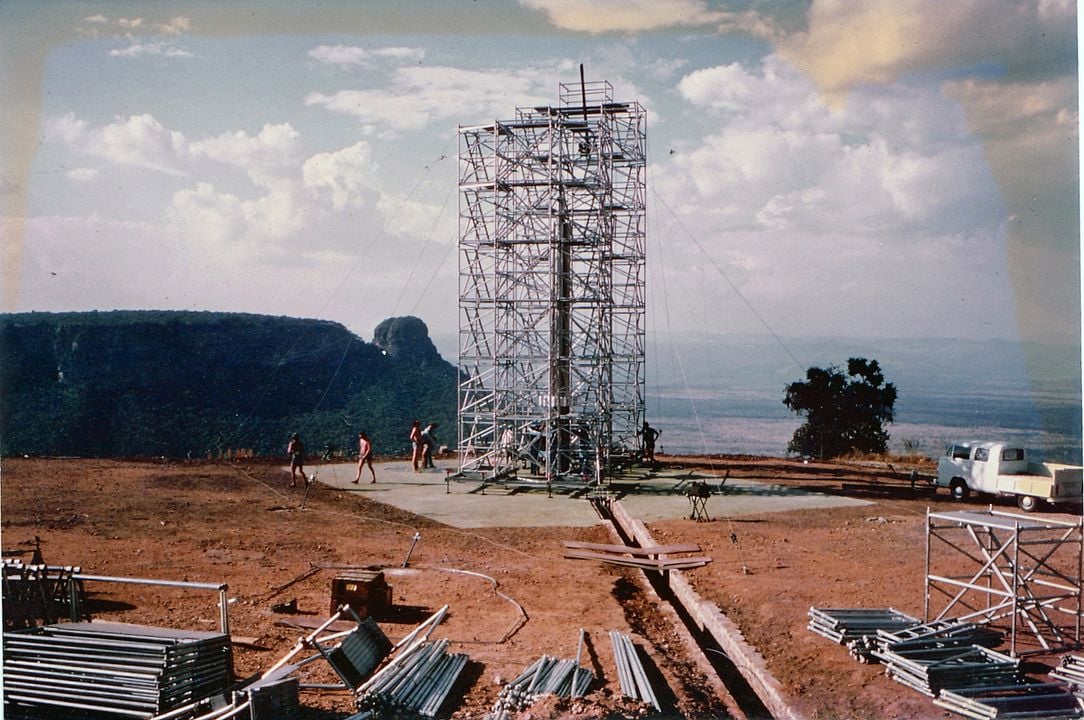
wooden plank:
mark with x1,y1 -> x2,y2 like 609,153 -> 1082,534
563,549 -> 712,570
562,540 -> 701,556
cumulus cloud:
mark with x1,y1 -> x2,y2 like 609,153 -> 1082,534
188,123 -> 300,186
308,44 -> 425,68
671,56 -> 994,236
45,112 -> 188,175
659,53 -> 1011,338
306,65 -> 553,132
302,142 -> 380,210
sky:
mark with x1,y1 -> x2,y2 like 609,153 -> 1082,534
0,1 -> 1079,369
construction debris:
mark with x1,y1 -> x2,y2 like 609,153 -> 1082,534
609,630 -> 660,711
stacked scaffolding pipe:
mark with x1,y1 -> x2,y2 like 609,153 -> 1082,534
934,680 -> 1082,719
484,654 -> 595,720
3,621 -> 232,719
1052,654 -> 1084,687
879,644 -> 1020,697
807,607 -> 919,661
353,605 -> 467,718
609,631 -> 660,710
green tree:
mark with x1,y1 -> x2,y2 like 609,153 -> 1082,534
783,357 -> 897,459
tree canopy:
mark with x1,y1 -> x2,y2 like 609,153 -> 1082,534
783,357 -> 897,459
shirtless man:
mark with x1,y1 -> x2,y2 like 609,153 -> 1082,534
287,433 -> 308,487
353,431 -> 376,484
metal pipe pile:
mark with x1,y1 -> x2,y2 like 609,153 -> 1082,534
3,621 -> 232,719
807,607 -> 920,662
354,638 -> 468,718
934,680 -> 1083,719
1052,654 -> 1084,687
609,631 -> 660,710
878,644 -> 1020,697
484,654 -> 595,720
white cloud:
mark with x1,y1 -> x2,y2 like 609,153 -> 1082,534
109,42 -> 193,58
302,141 -> 379,210
155,16 -> 191,35
46,112 -> 188,175
307,65 -> 554,132
308,45 -> 425,68
77,13 -> 193,42
189,123 -> 300,186
658,53 -> 1008,338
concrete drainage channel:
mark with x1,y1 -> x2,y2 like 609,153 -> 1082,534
598,497 -> 806,720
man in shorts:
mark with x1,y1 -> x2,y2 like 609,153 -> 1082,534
353,431 -> 376,484
287,433 -> 308,487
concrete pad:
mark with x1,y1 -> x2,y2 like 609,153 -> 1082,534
303,460 -> 872,529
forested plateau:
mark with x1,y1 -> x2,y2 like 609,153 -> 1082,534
0,311 -> 457,459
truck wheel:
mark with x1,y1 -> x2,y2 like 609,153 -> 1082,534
1017,495 -> 1038,512
950,479 -> 969,501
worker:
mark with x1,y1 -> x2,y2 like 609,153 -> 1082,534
353,431 -> 376,484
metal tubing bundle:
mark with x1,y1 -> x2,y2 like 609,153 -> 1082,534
934,680 -> 1083,719
1051,655 -> 1084,687
876,620 -> 1004,654
878,644 -> 1020,697
807,607 -> 920,662
609,631 -> 660,710
3,621 -> 232,718
355,639 -> 468,718
484,655 -> 595,720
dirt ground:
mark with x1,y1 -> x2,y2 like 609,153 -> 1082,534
3,455 -> 1082,719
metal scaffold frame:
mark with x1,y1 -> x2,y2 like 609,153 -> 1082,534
925,508 -> 1084,656
457,77 -> 646,483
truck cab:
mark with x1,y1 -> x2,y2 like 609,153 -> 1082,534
936,441 -> 1083,511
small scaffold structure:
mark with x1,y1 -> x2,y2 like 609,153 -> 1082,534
925,508 -> 1084,656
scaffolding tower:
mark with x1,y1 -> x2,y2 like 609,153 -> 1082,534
457,77 -> 646,483
925,508 -> 1083,656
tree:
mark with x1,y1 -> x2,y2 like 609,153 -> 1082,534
783,357 -> 897,459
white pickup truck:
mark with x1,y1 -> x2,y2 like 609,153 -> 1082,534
936,441 -> 1083,512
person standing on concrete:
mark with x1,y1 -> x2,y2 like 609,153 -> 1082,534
287,433 -> 308,487
409,420 -> 423,472
640,421 -> 660,464
353,431 -> 376,484
420,422 -> 438,469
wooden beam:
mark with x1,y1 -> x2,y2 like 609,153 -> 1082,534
562,540 -> 701,556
